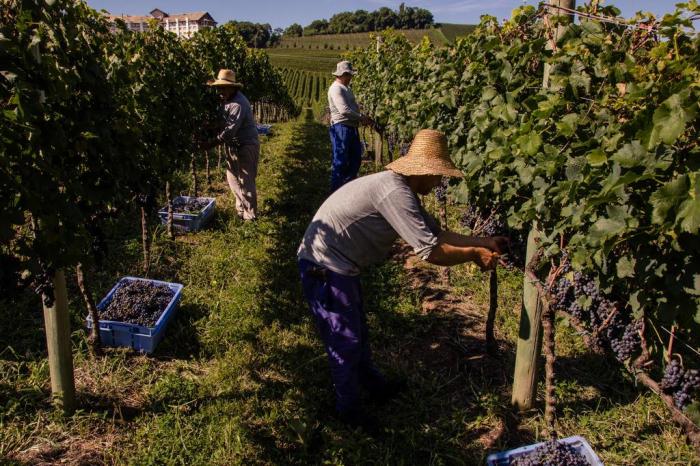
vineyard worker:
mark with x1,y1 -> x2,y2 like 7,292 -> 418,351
327,60 -> 373,192
298,129 -> 508,430
202,69 -> 260,221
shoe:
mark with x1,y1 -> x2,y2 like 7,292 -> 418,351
368,379 -> 407,405
336,408 -> 381,435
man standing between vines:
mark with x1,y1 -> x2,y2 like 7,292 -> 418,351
298,129 -> 508,430
202,69 -> 260,220
327,61 -> 374,192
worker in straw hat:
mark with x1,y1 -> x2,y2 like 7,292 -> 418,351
297,129 -> 509,431
201,69 -> 260,221
327,60 -> 374,192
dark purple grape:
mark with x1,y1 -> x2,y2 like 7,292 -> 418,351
100,280 -> 175,327
510,440 -> 589,466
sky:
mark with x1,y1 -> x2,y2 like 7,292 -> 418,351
86,1 -> 682,29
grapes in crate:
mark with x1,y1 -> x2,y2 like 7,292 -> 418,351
172,197 -> 209,214
510,440 -> 590,466
100,280 -> 175,327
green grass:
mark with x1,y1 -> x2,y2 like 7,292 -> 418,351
1,113 -> 698,464
439,23 -> 477,42
276,27 -> 456,51
269,25 -> 473,74
268,48 -> 341,73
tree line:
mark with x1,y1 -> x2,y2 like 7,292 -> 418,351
284,3 -> 435,37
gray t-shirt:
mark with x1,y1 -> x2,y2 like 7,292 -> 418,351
298,171 -> 441,276
216,91 -> 259,147
328,81 -> 361,127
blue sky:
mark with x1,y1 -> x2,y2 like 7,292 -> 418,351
87,1 -> 681,29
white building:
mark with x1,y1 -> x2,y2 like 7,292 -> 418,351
107,8 -> 217,38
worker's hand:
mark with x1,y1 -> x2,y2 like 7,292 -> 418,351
474,247 -> 500,271
486,236 -> 510,255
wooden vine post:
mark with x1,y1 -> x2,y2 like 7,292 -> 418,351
42,270 -> 76,415
31,43 -> 76,414
511,0 -> 575,413
511,227 -> 545,410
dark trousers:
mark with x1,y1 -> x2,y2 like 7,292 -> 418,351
329,123 -> 362,192
298,259 -> 385,414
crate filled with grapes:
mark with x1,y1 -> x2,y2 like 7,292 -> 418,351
86,277 -> 184,354
158,196 -> 216,232
486,436 -> 603,466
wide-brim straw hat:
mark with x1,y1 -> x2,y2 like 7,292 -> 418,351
386,129 -> 463,177
207,69 -> 243,88
332,60 -> 357,77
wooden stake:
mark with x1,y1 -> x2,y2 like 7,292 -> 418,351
542,305 -> 557,437
438,188 -> 450,287
190,153 -> 198,197
486,269 -> 498,354
205,150 -> 211,188
42,270 -> 76,414
141,206 -> 150,275
373,129 -> 383,170
166,181 -> 174,240
543,0 -> 576,88
512,227 -> 544,411
75,263 -> 102,356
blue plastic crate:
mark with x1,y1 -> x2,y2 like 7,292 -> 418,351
486,436 -> 603,466
158,196 -> 216,232
256,123 -> 273,135
86,277 -> 184,354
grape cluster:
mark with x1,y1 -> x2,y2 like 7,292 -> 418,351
172,197 -> 209,214
458,205 -> 526,269
660,361 -> 700,409
608,318 -> 642,362
548,256 -> 644,361
459,205 -> 505,237
674,370 -> 700,409
434,177 -> 448,202
660,359 -> 684,391
101,280 -> 175,327
510,440 -> 590,466
387,133 -> 397,156
399,142 -> 410,157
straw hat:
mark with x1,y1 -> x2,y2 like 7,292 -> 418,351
207,69 -> 243,88
332,61 -> 357,77
386,129 -> 463,177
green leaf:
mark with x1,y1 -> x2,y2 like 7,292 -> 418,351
589,217 -> 626,245
678,173 -> 700,234
611,141 -> 647,168
650,175 -> 688,225
616,256 -> 636,278
649,93 -> 690,148
518,132 -> 541,156
586,149 -> 607,167
556,113 -> 578,137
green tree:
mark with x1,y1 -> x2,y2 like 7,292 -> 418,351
284,23 -> 303,37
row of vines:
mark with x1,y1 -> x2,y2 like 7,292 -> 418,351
0,0 -> 298,349
279,67 -> 333,106
350,0 -> 700,444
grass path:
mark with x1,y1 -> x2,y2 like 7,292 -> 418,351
1,113 -> 698,465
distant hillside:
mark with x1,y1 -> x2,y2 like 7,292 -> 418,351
439,23 -> 477,42
268,25 -> 476,74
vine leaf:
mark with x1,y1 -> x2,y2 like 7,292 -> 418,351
588,217 -> 626,245
649,93 -> 690,148
617,255 -> 636,278
678,173 -> 700,234
586,148 -> 607,167
650,175 -> 688,225
518,132 -> 541,156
